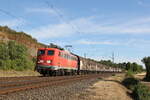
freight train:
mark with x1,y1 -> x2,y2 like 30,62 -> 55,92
35,46 -> 122,76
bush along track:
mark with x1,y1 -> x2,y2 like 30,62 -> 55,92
0,41 -> 34,71
122,76 -> 150,100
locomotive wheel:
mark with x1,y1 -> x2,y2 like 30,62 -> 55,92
41,71 -> 47,77
60,70 -> 65,76
53,71 -> 57,76
57,70 -> 61,76
48,71 -> 53,76
42,73 -> 46,77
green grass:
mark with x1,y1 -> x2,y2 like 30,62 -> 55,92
133,83 -> 150,100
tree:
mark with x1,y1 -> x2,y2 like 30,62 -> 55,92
0,43 -> 9,60
99,60 -> 143,72
132,63 -> 138,72
142,57 -> 150,81
126,62 -> 132,71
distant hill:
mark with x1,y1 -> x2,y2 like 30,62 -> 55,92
0,26 -> 46,57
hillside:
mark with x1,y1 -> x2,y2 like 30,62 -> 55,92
0,26 -> 46,57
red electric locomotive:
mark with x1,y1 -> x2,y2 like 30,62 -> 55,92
35,47 -> 78,76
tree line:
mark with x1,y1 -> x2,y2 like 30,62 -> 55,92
99,60 -> 143,73
99,57 -> 150,81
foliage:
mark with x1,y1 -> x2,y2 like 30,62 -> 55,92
112,73 -> 115,76
0,43 -> 9,60
133,83 -> 150,100
122,77 -> 139,90
142,57 -> 150,81
99,60 -> 117,67
125,62 -> 143,73
0,41 -> 34,71
125,70 -> 134,78
122,77 -> 150,100
32,57 -> 37,63
99,60 -> 143,73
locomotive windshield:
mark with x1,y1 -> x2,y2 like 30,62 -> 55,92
47,50 -> 54,55
38,50 -> 45,56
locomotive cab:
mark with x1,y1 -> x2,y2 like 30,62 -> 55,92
35,47 -> 78,76
36,48 -> 59,71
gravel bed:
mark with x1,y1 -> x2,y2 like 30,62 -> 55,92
0,78 -> 100,100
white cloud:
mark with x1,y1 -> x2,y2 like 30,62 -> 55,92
116,57 -> 144,67
28,23 -> 75,39
27,16 -> 96,39
125,39 -> 150,46
137,0 -> 144,5
93,55 -> 144,66
68,16 -> 150,34
28,16 -> 150,39
137,0 -> 150,7
25,8 -> 57,15
0,19 -> 26,27
77,39 -> 119,45
76,38 -> 150,47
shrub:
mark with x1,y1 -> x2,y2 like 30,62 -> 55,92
122,77 -> 150,100
112,73 -> 115,76
0,60 -> 12,70
122,77 -> 139,90
133,83 -> 150,100
125,70 -> 134,78
142,57 -> 150,81
0,43 -> 9,60
0,41 -> 34,71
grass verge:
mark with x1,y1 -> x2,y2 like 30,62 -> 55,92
0,70 -> 40,77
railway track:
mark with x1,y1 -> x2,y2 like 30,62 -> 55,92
0,73 -> 114,95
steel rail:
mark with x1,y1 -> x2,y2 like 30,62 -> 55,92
0,73 -> 114,95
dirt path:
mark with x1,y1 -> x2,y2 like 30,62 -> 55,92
134,72 -> 146,80
72,74 -> 133,100
134,72 -> 150,89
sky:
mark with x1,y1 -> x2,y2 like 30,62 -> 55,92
0,0 -> 150,65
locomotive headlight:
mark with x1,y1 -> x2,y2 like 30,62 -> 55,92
46,60 -> 51,63
38,60 -> 44,63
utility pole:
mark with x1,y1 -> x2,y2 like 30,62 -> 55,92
84,53 -> 86,58
111,52 -> 115,63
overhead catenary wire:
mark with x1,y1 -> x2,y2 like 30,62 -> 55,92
45,0 -> 86,55
0,8 -> 26,30
45,1 -> 83,34
0,9 -> 19,19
